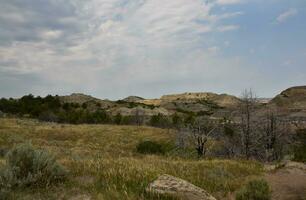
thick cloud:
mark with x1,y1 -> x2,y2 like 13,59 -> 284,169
0,0 -> 304,99
0,0 -> 85,46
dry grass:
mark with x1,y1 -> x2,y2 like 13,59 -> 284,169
0,118 -> 263,199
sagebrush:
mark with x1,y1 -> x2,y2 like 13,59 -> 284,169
0,143 -> 67,190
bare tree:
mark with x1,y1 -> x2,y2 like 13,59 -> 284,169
190,118 -> 218,158
175,117 -> 218,158
259,110 -> 292,161
133,107 -> 145,126
176,127 -> 190,149
239,89 -> 258,159
219,120 -> 241,158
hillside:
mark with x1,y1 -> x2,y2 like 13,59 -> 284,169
270,86 -> 306,109
1,87 -> 306,199
122,96 -> 145,103
60,93 -> 114,110
267,86 -> 306,122
58,92 -> 241,118
1,86 -> 306,125
139,92 -> 241,108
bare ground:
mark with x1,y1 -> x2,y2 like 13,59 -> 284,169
265,162 -> 306,200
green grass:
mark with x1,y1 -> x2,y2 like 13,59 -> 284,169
0,118 -> 263,199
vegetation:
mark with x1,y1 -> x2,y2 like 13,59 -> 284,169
0,92 -> 295,162
236,179 -> 271,200
0,94 -> 112,124
150,114 -> 172,128
0,89 -> 303,198
0,94 -> 61,117
136,141 -> 166,155
0,118 -> 263,199
0,142 -> 67,198
197,99 -> 222,109
116,100 -> 156,110
293,129 -> 306,162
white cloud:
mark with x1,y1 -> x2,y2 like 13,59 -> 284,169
209,11 -> 243,22
0,0 -> 247,98
40,30 -> 63,40
216,0 -> 243,5
276,8 -> 298,24
217,25 -> 240,32
208,46 -> 220,54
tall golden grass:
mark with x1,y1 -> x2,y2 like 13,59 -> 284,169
0,118 -> 262,199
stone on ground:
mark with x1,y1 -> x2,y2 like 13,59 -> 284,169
146,174 -> 217,200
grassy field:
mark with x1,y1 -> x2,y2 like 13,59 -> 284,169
0,118 -> 263,200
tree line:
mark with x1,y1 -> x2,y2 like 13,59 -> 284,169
0,94 -> 185,126
0,93 -> 305,162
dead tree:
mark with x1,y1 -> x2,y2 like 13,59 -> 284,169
190,118 -> 218,158
176,117 -> 218,158
260,110 -> 292,161
176,127 -> 190,149
239,89 -> 258,159
133,107 -> 145,126
220,120 -> 240,158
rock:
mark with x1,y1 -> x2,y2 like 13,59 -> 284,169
146,174 -> 217,200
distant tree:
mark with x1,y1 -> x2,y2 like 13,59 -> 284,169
172,113 -> 183,128
63,103 -> 70,111
293,129 -> 306,162
184,114 -> 196,126
180,117 -> 218,158
82,103 -> 87,109
239,89 -> 258,159
150,114 -> 171,128
217,121 -> 241,158
114,113 -> 123,125
193,118 -> 218,157
132,107 -> 145,126
38,111 -> 59,122
259,110 -> 292,161
88,110 -> 111,124
121,116 -> 132,125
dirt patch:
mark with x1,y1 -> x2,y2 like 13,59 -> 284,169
265,162 -> 306,200
68,194 -> 91,200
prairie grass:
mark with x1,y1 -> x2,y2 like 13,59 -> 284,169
0,118 -> 263,199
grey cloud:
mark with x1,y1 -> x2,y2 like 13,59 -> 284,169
0,0 -> 254,99
0,0 -> 85,46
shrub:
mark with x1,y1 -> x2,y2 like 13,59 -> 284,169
0,143 -> 67,189
114,113 -> 123,125
293,129 -> 306,162
38,111 -> 59,122
0,147 -> 8,158
136,141 -> 165,155
236,179 -> 271,200
150,114 -> 171,128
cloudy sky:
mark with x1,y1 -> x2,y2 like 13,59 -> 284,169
0,0 -> 305,99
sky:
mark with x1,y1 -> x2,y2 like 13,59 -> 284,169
0,0 -> 305,100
